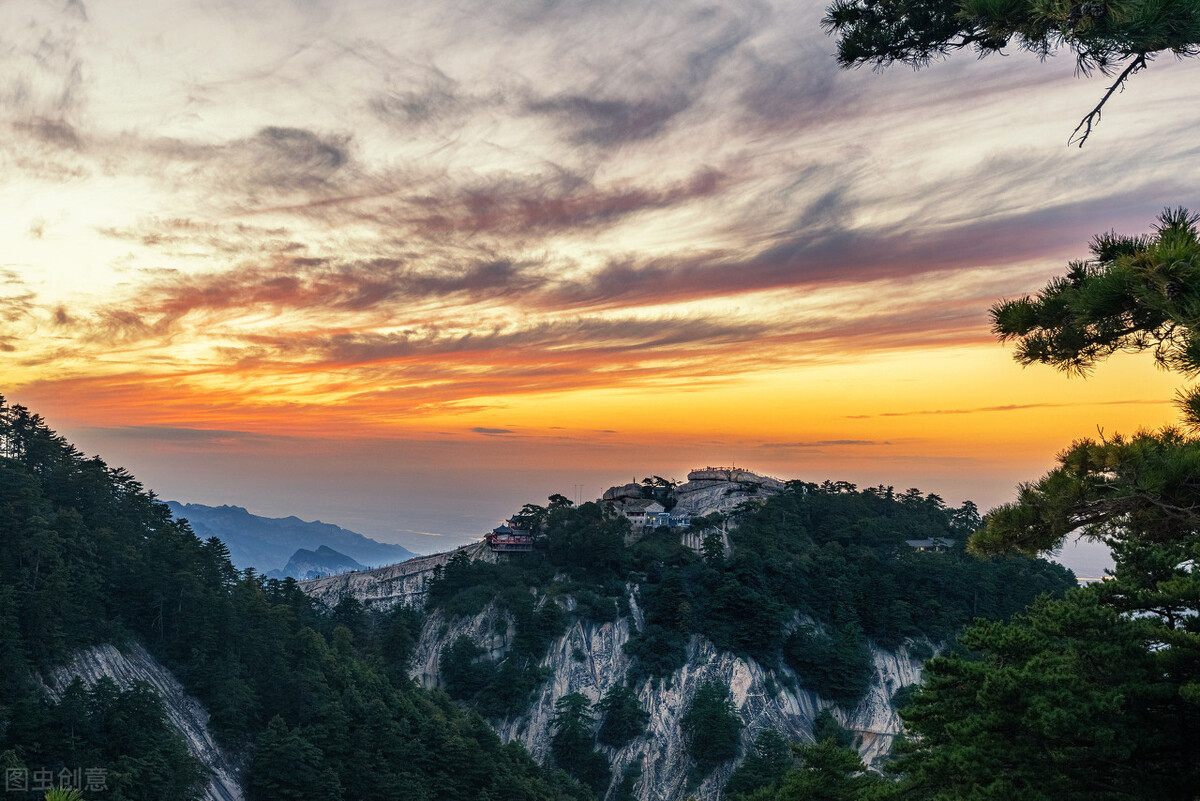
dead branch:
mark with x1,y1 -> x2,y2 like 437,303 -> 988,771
1070,54 -> 1148,148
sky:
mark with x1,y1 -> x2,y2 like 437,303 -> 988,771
3,0 -> 1199,573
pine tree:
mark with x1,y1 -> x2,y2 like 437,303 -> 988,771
724,729 -> 791,798
549,693 -> 610,795
904,210 -> 1200,800
595,684 -> 649,748
990,208 -> 1200,424
248,717 -> 342,801
681,680 -> 742,779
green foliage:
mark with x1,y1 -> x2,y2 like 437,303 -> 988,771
428,471 -> 1072,708
3,677 -> 206,801
974,426 -> 1200,556
611,758 -> 642,801
883,209 -> 1200,800
378,603 -> 423,683
440,636 -> 490,699
895,589 -> 1200,799
572,590 -> 618,624
248,716 -> 342,801
594,683 -> 649,748
549,694 -> 610,795
680,680 -> 742,780
692,483 -> 1074,698
813,709 -> 855,750
749,738 -> 897,801
701,532 -> 724,565
434,584 -> 564,719
0,398 -> 589,801
426,502 -> 629,717
724,729 -> 792,798
784,624 -> 873,707
940,426 -> 1200,798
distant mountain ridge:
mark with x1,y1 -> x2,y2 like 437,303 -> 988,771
266,545 -> 366,581
166,501 -> 417,575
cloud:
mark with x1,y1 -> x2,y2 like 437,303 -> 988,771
0,271 -> 35,351
13,118 -> 82,149
105,256 -> 537,324
238,127 -> 351,190
758,439 -> 890,449
4,0 -> 1200,482
82,425 -> 295,444
528,94 -> 691,147
369,63 -> 475,130
535,188 -> 1187,313
847,399 -> 1171,418
395,168 -> 725,240
234,313 -> 777,369
471,427 -> 514,434
521,0 -> 761,148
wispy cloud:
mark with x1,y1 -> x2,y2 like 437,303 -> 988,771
758,439 -> 890,448
847,399 -> 1171,419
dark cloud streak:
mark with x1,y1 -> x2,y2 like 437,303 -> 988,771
847,399 -> 1171,419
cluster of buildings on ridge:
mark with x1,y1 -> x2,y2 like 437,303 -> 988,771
484,467 -> 745,552
483,498 -> 693,553
612,499 -> 690,530
483,465 -> 958,553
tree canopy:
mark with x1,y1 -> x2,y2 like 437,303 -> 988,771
896,588 -> 1200,800
681,680 -> 742,781
823,0 -> 1200,144
900,210 -> 1200,801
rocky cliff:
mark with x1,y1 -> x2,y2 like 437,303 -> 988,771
303,541 -> 494,609
415,599 -> 921,801
601,468 -> 787,522
41,642 -> 243,801
309,553 -> 925,801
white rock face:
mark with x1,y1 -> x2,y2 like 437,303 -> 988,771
672,470 -> 786,518
41,642 -> 243,801
403,589 -> 924,801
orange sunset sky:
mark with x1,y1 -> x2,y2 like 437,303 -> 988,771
3,0 -> 1199,568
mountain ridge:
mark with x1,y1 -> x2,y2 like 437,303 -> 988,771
166,501 -> 417,574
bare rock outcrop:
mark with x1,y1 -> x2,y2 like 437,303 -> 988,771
672,468 -> 786,518
301,541 -> 492,610
603,483 -> 646,502
41,642 -> 242,801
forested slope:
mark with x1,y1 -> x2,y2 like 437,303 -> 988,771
0,397 -> 589,801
